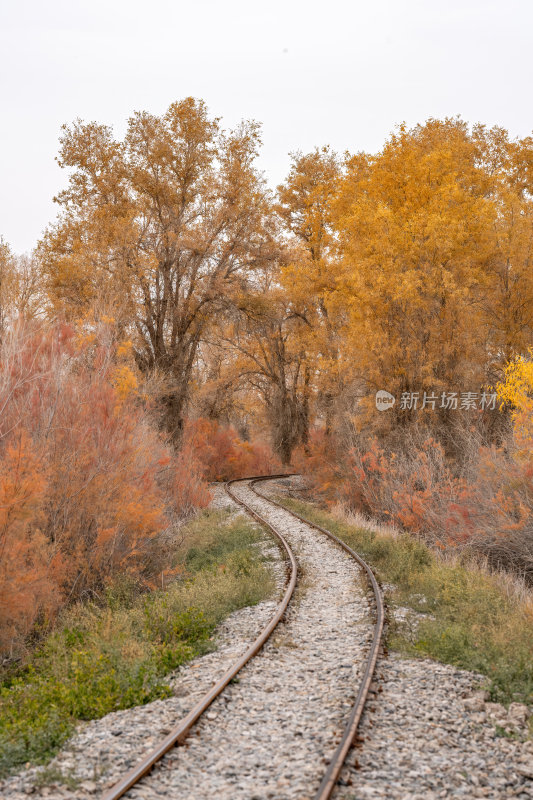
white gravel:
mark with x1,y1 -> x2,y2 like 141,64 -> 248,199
336,656 -> 533,799
123,479 -> 372,800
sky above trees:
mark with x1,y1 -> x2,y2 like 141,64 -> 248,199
2,0 -> 532,254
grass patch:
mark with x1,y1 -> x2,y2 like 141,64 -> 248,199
33,765 -> 81,791
0,510 -> 274,777
275,496 -> 533,710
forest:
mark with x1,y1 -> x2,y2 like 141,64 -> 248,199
1,98 -> 533,659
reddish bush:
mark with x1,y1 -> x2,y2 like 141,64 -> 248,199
0,322 -> 210,654
295,431 -> 460,536
292,429 -> 342,502
299,425 -> 533,581
184,418 -> 280,481
0,432 -> 61,652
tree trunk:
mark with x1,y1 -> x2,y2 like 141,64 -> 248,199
160,383 -> 189,449
270,386 -> 308,466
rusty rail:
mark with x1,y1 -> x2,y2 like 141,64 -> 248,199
249,476 -> 385,800
101,475 -> 297,800
101,474 -> 384,800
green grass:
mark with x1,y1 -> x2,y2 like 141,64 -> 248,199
276,496 -> 533,712
0,510 -> 274,777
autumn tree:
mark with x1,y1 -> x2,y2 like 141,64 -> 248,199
276,148 -> 345,431
221,279 -> 312,465
40,98 -> 275,445
193,336 -> 251,429
277,146 -> 339,267
0,239 -> 16,340
474,127 -> 533,370
331,118 -> 503,427
0,239 -> 44,340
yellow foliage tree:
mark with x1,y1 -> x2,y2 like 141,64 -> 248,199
475,128 -> 533,363
331,118 -> 533,423
220,277 -> 312,464
497,350 -> 533,459
39,98 -> 275,445
0,239 -> 44,338
276,148 -> 345,430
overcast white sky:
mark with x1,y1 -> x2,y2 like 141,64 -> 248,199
1,0 -> 532,253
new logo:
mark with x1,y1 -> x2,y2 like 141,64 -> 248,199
375,390 -> 395,411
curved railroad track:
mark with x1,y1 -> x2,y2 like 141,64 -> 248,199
102,475 -> 384,800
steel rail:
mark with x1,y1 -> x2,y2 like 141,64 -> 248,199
101,474 -> 384,800
101,475 -> 297,800
249,475 -> 385,800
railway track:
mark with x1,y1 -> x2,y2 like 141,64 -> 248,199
102,475 -> 384,800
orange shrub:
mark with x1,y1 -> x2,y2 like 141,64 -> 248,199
298,430 -> 482,543
0,322 -> 210,654
299,425 -> 533,581
0,432 -> 61,651
184,418 -> 280,481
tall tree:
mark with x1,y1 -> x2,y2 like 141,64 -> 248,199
276,147 -> 344,431
0,239 -> 44,340
474,126 -> 533,374
332,118 -> 500,424
220,280 -> 312,465
40,98 -> 275,445
0,239 -> 16,340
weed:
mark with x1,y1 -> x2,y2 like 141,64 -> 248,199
494,724 -> 522,740
33,765 -> 80,790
